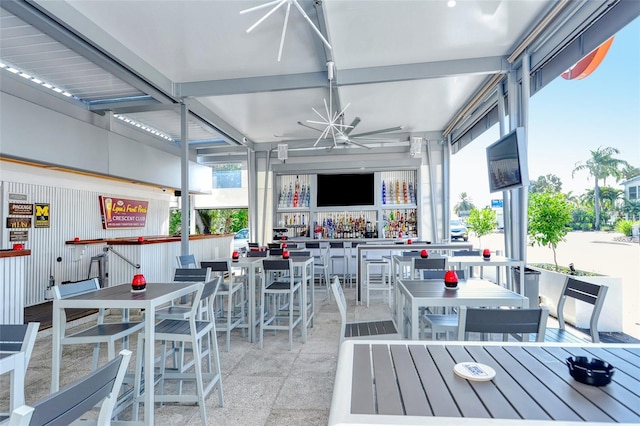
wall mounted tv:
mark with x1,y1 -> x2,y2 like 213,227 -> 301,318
486,127 -> 529,193
317,173 -> 375,207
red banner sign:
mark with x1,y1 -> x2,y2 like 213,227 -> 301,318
99,196 -> 148,229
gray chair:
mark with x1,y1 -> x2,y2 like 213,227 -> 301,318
260,259 -> 304,350
156,267 -> 212,320
329,241 -> 349,287
457,306 -> 549,342
53,278 -> 143,370
331,277 -> 400,344
200,260 -> 247,351
549,276 -> 608,343
134,277 -> 224,424
0,322 -> 39,369
176,254 -> 197,268
247,250 -> 268,258
418,270 -> 466,339
306,242 -> 331,299
410,257 -> 447,279
9,349 -> 131,426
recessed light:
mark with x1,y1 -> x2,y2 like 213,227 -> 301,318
447,0 -> 456,7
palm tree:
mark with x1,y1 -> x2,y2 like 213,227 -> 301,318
620,164 -> 640,181
572,146 -> 629,230
454,192 -> 475,216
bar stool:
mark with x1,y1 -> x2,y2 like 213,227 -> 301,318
364,253 -> 392,307
329,241 -> 349,286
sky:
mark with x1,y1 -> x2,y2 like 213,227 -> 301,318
450,17 -> 640,211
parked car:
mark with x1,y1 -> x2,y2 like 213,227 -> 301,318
233,228 -> 250,252
450,219 -> 468,241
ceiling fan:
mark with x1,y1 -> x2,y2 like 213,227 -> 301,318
299,61 -> 404,150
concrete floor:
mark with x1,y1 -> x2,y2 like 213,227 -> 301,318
2,284 -> 390,425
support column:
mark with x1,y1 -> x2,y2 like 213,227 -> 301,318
180,102 -> 189,255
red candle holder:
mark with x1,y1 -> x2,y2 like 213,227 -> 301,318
131,273 -> 147,292
420,249 -> 429,258
73,237 -> 80,242
282,250 -> 290,259
282,243 -> 287,248
232,250 -> 240,260
12,243 -> 24,250
444,270 -> 458,289
407,239 -> 412,244
483,248 -> 491,260
138,236 -> 144,242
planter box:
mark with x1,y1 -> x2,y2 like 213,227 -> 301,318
530,265 -> 622,332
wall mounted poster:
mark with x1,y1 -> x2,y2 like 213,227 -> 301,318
35,203 -> 50,228
99,196 -> 149,229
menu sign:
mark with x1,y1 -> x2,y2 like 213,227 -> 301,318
99,196 -> 148,229
9,203 -> 34,215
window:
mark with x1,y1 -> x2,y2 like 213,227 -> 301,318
212,163 -> 242,189
629,186 -> 638,200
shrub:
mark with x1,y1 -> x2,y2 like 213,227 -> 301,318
615,219 -> 633,236
466,207 -> 497,248
528,192 -> 572,271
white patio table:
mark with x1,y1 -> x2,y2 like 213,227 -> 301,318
329,339 -> 640,425
0,350 -> 25,413
447,255 -> 525,293
224,256 -> 264,343
397,278 -> 529,340
51,281 -> 200,425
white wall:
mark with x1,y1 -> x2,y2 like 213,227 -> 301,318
0,92 -> 212,193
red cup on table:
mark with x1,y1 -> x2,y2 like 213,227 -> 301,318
131,273 -> 146,292
232,250 -> 240,260
444,270 -> 458,288
282,243 -> 287,248
483,248 -> 491,260
282,250 -> 290,259
407,239 -> 412,244
420,249 -> 428,258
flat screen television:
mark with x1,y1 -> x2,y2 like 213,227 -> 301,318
486,127 -> 529,193
316,173 -> 375,207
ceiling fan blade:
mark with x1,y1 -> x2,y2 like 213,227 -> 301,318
344,117 -> 361,135
297,121 -> 324,132
350,125 -> 404,138
348,139 -> 372,149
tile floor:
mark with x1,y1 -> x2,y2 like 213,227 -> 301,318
2,284 -> 388,425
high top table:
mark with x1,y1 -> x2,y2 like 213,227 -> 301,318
397,278 -> 529,340
355,243 -> 473,303
51,281 -> 201,425
330,340 -> 640,425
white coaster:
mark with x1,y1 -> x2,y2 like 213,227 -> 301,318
444,285 -> 458,290
454,362 -> 496,381
130,288 -> 147,293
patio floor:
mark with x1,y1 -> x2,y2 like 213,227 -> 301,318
3,284 -> 638,425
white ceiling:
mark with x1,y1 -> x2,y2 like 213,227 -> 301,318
1,0 -> 635,162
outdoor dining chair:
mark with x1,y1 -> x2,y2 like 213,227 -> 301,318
457,306 -> 549,342
259,259 -> 304,351
200,260 -> 247,352
53,278 -> 143,371
546,276 -> 608,343
331,277 -> 400,344
133,277 -> 224,425
176,254 -> 198,268
9,349 -> 131,426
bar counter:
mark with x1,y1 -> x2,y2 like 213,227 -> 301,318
65,234 -> 233,286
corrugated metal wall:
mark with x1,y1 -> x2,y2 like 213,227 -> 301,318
2,180 -> 169,306
0,255 -> 25,323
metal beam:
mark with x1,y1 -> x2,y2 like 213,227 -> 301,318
174,56 -> 507,97
184,99 -> 251,148
89,98 -> 176,113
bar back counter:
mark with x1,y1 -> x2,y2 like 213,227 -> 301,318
66,234 -> 233,288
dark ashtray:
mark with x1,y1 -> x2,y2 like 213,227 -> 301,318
566,356 -> 614,386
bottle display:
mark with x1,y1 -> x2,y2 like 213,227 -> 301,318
276,171 -> 417,239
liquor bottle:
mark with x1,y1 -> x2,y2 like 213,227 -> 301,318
300,184 -> 306,207
403,180 -> 408,204
395,180 -> 401,204
287,182 -> 293,207
382,180 -> 386,204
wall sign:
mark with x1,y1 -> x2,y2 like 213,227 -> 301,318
10,230 -> 28,242
8,193 -> 28,201
35,203 -> 50,228
9,203 -> 34,215
99,196 -> 148,229
7,217 -> 32,228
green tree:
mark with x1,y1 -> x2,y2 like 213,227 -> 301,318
528,192 -> 572,270
169,209 -> 182,234
529,174 -> 563,193
454,192 -> 475,217
620,164 -> 640,181
572,146 -> 629,230
466,207 -> 497,248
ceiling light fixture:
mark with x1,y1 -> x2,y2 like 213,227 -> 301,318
113,114 -> 173,142
447,0 -> 457,8
240,0 -> 332,61
0,60 -> 78,100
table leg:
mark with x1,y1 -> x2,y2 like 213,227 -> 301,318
411,299 -> 420,340
144,309 -> 155,424
50,301 -> 63,392
301,264 -> 308,343
10,352 -> 25,410
248,266 -> 256,343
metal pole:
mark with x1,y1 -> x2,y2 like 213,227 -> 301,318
180,102 -> 189,255
261,149 -> 272,245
